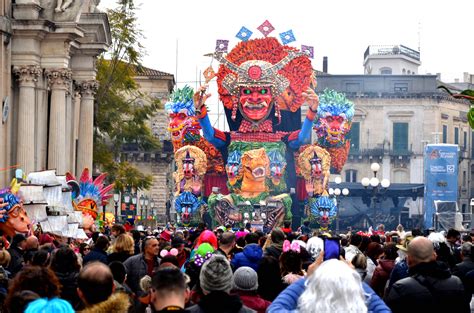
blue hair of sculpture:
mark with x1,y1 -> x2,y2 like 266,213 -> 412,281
316,89 -> 354,120
165,85 -> 196,116
175,191 -> 202,214
311,195 -> 338,218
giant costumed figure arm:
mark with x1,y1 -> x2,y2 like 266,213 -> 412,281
288,88 -> 319,150
193,86 -> 227,148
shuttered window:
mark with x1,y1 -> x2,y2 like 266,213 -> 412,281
393,122 -> 408,152
347,122 -> 360,152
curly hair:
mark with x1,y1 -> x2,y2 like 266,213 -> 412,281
112,234 -> 134,255
279,250 -> 304,277
5,266 -> 60,309
298,259 -> 367,313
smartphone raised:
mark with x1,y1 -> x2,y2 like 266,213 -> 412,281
323,237 -> 340,261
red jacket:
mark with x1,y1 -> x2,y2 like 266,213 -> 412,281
370,258 -> 395,297
236,291 -> 271,313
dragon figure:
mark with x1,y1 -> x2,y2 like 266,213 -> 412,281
298,145 -> 331,197
166,86 -> 225,174
65,168 -> 114,235
0,179 -> 31,238
313,89 -> 354,173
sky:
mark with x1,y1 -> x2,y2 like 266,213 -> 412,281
99,0 -> 474,84
98,0 -> 474,129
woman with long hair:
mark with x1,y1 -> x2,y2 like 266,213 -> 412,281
108,234 -> 134,264
280,241 -> 305,285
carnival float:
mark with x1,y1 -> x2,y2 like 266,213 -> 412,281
0,168 -> 113,240
167,21 -> 355,230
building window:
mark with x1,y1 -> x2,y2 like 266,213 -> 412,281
347,122 -> 360,152
345,170 -> 357,183
393,122 -> 408,152
443,125 -> 448,143
463,131 -> 467,150
394,83 -> 408,92
380,67 -> 392,75
454,127 -> 459,145
463,171 -> 467,186
393,170 -> 409,183
402,68 -> 406,74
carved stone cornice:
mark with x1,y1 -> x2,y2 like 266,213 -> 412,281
12,65 -> 41,85
78,80 -> 99,98
45,68 -> 72,90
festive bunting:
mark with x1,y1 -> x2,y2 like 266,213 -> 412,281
257,20 -> 275,37
215,39 -> 229,53
301,45 -> 314,59
279,30 -> 296,44
236,26 -> 253,41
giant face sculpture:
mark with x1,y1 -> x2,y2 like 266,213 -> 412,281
240,148 -> 270,197
175,192 -> 202,226
168,112 -> 201,144
182,151 -> 195,179
0,193 -> 31,238
298,146 -> 331,197
239,86 -> 273,122
226,151 -> 243,186
309,152 -> 322,178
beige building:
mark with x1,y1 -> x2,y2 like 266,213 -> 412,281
0,0 -> 110,186
316,46 -> 473,225
119,66 -> 175,223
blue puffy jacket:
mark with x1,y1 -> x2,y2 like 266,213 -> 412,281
267,278 -> 391,313
231,243 -> 263,271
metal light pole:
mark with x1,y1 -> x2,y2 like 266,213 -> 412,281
144,196 -> 149,227
139,195 -> 145,225
361,162 -> 390,228
329,176 -> 350,233
150,198 -> 156,228
113,192 -> 120,224
131,193 -> 137,221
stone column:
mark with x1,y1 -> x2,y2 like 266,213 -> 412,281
13,65 -> 41,174
45,68 -> 72,174
76,80 -> 98,173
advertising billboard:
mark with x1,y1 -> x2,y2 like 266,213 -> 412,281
424,144 -> 459,229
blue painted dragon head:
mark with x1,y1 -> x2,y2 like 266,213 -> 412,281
267,150 -> 287,186
313,89 -> 354,147
175,191 -> 203,225
166,86 -> 202,144
310,195 -> 337,227
225,151 -> 242,186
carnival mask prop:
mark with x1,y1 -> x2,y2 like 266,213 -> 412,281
268,150 -> 287,186
309,152 -> 322,178
183,151 -> 195,179
173,146 -> 207,196
0,188 -> 31,238
240,148 -> 270,197
310,195 -> 337,228
239,86 -> 273,122
175,192 -> 203,226
226,151 -> 243,186
298,146 -> 331,197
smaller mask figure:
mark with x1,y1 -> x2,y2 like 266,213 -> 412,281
66,168 -> 114,235
310,195 -> 337,230
175,192 -> 203,226
226,151 -> 243,186
298,145 -> 331,197
173,146 -> 207,196
268,150 -> 287,186
313,89 -> 354,173
0,180 -> 31,238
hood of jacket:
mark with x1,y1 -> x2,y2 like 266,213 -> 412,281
78,292 -> 130,313
409,261 -> 452,279
243,244 -> 263,262
378,259 -> 396,272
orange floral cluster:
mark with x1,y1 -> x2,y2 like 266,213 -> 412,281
325,141 -> 351,174
217,37 -> 313,113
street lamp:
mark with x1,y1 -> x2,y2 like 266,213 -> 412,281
139,195 -> 145,223
361,162 -> 390,228
144,196 -> 149,226
123,191 -> 131,223
150,198 -> 156,227
131,193 -> 137,220
332,176 -> 350,233
113,191 -> 120,223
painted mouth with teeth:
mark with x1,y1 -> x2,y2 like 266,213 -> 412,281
252,166 -> 266,178
242,101 -> 270,120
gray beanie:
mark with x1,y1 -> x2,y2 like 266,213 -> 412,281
200,254 -> 233,294
232,266 -> 258,291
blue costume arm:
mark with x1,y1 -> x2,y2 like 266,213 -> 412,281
198,114 -> 226,148
289,117 -> 314,150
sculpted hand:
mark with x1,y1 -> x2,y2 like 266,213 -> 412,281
301,88 -> 319,112
193,85 -> 211,111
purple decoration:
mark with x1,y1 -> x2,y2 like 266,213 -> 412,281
257,20 -> 275,37
236,26 -> 253,42
301,45 -> 314,58
215,39 -> 229,52
279,30 -> 296,45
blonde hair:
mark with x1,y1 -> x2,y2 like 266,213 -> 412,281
298,259 -> 367,313
0,250 -> 11,267
112,234 -> 134,255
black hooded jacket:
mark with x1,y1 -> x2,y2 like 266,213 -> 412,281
385,261 -> 469,313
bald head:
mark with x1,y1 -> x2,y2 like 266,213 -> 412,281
26,236 -> 39,250
407,236 -> 436,267
78,262 -> 114,305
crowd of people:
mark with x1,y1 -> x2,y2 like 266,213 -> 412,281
0,221 -> 472,312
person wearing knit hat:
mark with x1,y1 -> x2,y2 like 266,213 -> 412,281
232,267 -> 271,313
187,255 -> 254,313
